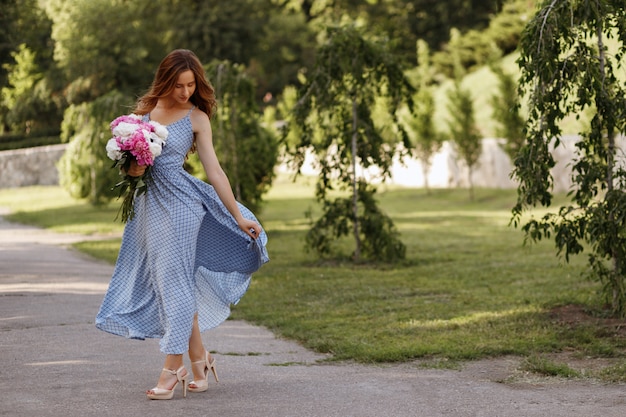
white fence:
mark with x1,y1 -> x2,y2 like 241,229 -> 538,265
280,135 -> 615,193
2,136 -> 623,192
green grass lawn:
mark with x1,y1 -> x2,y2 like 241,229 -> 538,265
1,179 -> 625,380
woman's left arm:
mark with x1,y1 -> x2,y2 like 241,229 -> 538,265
192,109 -> 261,239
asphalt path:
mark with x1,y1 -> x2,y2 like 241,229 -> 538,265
1,214 -> 625,416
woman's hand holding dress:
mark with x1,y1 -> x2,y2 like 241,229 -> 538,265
237,218 -> 261,239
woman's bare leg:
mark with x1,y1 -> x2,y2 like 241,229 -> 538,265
188,314 -> 214,384
146,354 -> 185,394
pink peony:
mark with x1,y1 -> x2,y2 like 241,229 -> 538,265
130,136 -> 154,166
106,113 -> 169,223
110,114 -> 142,130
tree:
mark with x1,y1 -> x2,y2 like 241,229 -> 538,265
46,1 -> 280,209
490,64 -> 525,161
405,39 -> 443,192
171,0 -> 270,69
57,91 -> 133,204
288,25 -> 414,262
0,0 -> 59,135
446,29 -> 482,201
1,39 -> 62,135
486,0 -> 537,55
404,0 -> 506,52
279,0 -> 506,68
1,45 -> 53,133
44,0 -> 168,103
203,60 -> 278,212
170,0 -> 315,99
252,9 -> 317,96
0,0 -> 20,96
47,0 -> 171,204
512,0 -> 626,317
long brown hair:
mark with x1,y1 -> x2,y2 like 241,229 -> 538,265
134,49 -> 217,118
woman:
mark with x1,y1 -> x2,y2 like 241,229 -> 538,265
95,49 -> 269,400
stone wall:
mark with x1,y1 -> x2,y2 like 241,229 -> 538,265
0,144 -> 67,188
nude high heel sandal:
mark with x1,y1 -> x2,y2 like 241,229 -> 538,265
188,351 -> 219,393
146,366 -> 189,400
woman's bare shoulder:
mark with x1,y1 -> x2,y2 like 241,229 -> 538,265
190,107 -> 211,130
190,107 -> 210,122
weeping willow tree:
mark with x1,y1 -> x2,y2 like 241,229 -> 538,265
201,60 -> 278,212
57,90 -> 131,204
513,0 -> 626,317
287,25 -> 414,262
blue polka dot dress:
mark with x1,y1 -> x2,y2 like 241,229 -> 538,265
95,108 -> 269,354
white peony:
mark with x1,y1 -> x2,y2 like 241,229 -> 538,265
140,128 -> 151,141
149,121 -> 169,142
149,131 -> 165,146
149,141 -> 163,158
112,121 -> 140,138
105,138 -> 122,160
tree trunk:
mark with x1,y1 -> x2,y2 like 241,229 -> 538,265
215,65 -> 241,201
90,132 -> 97,203
468,165 -> 474,201
351,96 -> 361,261
230,102 -> 241,201
422,159 -> 430,194
597,22 -> 622,314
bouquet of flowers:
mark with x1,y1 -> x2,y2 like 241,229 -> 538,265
105,114 -> 168,222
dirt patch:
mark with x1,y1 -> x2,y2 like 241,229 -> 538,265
550,304 -> 626,337
456,353 -> 622,387
457,305 -> 626,385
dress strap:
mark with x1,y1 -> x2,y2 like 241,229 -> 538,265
186,106 -> 195,117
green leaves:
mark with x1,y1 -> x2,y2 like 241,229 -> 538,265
205,60 -> 279,212
514,0 -> 626,317
305,182 -> 406,262
288,25 -> 414,261
293,25 -> 414,179
45,0 -> 168,101
490,65 -> 525,161
57,90 -> 133,204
